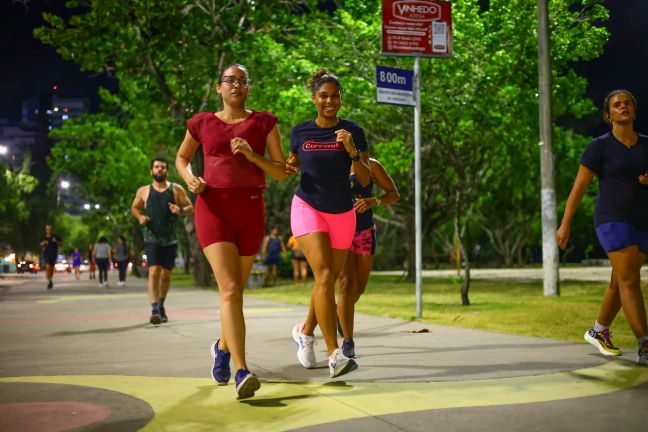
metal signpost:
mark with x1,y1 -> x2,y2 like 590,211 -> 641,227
380,0 -> 453,318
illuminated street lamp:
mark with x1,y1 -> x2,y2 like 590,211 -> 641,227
94,204 -> 100,209
57,179 -> 70,205
0,145 -> 8,156
83,203 -> 91,210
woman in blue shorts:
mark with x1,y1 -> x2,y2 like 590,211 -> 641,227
262,226 -> 286,287
557,89 -> 648,365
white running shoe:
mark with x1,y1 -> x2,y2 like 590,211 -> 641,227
329,348 -> 358,378
292,323 -> 316,368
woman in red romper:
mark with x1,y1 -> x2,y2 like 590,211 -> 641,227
176,64 -> 294,399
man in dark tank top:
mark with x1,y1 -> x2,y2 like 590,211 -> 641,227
131,157 -> 193,325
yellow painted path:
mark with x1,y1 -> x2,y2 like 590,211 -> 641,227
3,361 -> 647,431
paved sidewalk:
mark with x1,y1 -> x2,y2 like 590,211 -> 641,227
1,272 -> 647,431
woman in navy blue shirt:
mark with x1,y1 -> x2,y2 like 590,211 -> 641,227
288,68 -> 371,378
557,89 -> 648,365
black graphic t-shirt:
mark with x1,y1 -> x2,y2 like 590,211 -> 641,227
290,119 -> 368,213
580,132 -> 648,230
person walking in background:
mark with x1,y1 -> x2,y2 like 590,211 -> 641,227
262,226 -> 286,287
288,68 -> 371,379
40,225 -> 60,290
87,244 -> 96,280
176,63 -> 294,399
93,236 -> 112,288
337,158 -> 400,358
132,157 -> 193,325
288,234 -> 308,283
114,235 -> 131,287
557,89 -> 648,366
71,247 -> 82,280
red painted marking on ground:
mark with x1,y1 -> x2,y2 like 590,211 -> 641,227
0,401 -> 111,432
0,309 -> 216,324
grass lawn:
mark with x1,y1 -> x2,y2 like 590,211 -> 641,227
247,275 -> 648,349
170,271 -> 648,349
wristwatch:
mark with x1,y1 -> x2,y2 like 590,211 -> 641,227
350,153 -> 361,162
375,196 -> 381,206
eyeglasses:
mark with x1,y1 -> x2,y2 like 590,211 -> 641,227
221,76 -> 251,88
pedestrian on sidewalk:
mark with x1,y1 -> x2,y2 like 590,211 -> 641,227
132,157 -> 193,325
288,68 -> 370,379
93,236 -> 112,288
557,89 -> 648,365
71,247 -> 82,280
262,226 -> 286,287
288,234 -> 309,283
87,244 -> 96,280
40,225 -> 60,290
175,63 -> 294,399
337,158 -> 400,358
113,235 -> 130,287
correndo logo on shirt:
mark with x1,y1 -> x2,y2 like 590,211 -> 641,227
393,1 -> 441,21
302,141 -> 345,152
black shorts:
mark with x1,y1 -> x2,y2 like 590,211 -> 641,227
44,255 -> 57,266
145,243 -> 177,270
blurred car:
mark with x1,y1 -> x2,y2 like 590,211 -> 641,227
55,260 -> 72,273
16,260 -> 39,274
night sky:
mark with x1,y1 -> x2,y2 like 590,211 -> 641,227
1,0 -> 647,135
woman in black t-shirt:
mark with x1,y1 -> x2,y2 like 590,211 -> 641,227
557,89 -> 648,366
287,69 -> 371,379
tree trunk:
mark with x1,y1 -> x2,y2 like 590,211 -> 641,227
184,214 -> 211,287
184,148 -> 212,287
455,216 -> 470,306
130,224 -> 145,278
405,214 -> 416,283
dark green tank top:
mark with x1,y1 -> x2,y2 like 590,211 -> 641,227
143,184 -> 178,246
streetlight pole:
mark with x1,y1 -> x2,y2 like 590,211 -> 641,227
537,0 -> 560,296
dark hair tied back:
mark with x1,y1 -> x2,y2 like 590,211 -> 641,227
603,89 -> 637,124
218,63 -> 249,84
307,68 -> 343,95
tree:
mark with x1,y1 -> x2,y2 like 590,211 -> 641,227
0,156 -> 39,256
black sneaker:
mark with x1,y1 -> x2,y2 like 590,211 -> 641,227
150,311 -> 162,325
160,306 -> 168,323
47,280 -> 53,290
342,338 -> 356,358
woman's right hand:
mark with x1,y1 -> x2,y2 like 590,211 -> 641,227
556,224 -> 570,250
187,176 -> 207,194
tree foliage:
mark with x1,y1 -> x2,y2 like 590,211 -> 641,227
33,0 -> 610,286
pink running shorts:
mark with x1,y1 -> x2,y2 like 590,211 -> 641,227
290,195 -> 356,250
350,225 -> 377,256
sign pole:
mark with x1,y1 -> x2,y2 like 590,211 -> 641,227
414,56 -> 423,318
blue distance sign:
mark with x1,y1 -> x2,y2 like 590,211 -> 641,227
376,66 -> 415,106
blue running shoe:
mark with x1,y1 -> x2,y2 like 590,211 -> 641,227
235,369 -> 260,399
210,339 -> 231,385
342,338 -> 355,358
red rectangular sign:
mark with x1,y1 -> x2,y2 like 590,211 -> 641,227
382,0 -> 453,57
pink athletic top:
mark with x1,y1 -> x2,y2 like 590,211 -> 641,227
186,111 -> 278,189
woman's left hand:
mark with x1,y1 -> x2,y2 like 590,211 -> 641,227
231,137 -> 254,159
335,129 -> 356,154
639,172 -> 648,185
354,197 -> 376,214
